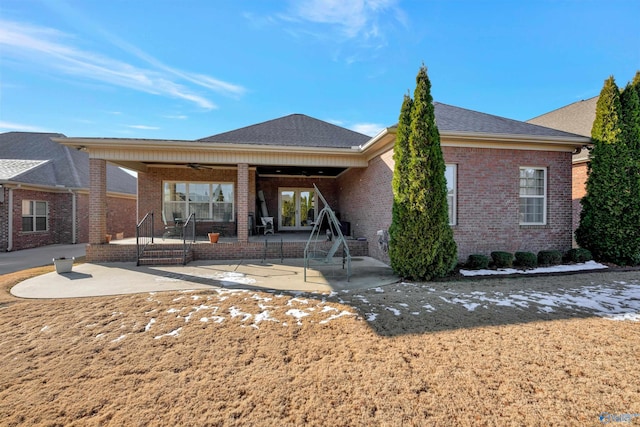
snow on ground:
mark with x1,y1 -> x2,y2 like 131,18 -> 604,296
460,261 -> 607,276
123,270 -> 639,343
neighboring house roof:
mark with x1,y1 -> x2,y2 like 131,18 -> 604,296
433,102 -> 587,139
198,113 -> 371,148
0,132 -> 137,194
0,160 -> 49,180
526,96 -> 598,162
527,96 -> 597,137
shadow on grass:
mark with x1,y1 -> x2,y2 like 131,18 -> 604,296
332,271 -> 640,336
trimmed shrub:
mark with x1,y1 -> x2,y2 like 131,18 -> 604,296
515,252 -> 537,268
491,251 -> 513,268
538,250 -> 563,266
565,248 -> 593,263
466,254 -> 489,270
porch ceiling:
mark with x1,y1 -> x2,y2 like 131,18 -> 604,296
256,165 -> 346,177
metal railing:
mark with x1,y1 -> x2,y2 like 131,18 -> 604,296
136,211 -> 154,266
181,213 -> 196,265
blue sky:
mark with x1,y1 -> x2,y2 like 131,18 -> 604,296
1,0 -> 639,140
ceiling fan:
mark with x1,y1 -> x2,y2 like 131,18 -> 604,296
186,163 -> 212,170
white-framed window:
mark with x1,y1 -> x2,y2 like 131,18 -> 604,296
163,182 -> 234,222
519,167 -> 546,225
445,164 -> 457,226
22,200 -> 48,232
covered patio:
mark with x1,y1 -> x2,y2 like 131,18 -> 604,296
54,114 -> 377,265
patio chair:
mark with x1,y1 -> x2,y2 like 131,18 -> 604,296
260,217 -> 274,235
162,211 -> 183,240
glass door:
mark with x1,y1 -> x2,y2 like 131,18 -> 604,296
279,188 -> 316,230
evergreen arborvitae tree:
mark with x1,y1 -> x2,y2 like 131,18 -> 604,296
388,94 -> 413,268
619,73 -> 640,264
575,76 -> 637,264
389,65 -> 457,280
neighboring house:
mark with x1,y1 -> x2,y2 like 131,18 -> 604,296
527,96 -> 597,234
0,132 -> 137,251
54,104 -> 589,264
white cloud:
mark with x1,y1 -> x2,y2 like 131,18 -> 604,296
284,0 -> 404,41
0,19 -> 246,110
127,125 -> 160,130
350,122 -> 386,136
164,115 -> 188,120
0,121 -> 51,133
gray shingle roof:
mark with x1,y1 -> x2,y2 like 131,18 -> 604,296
0,160 -> 49,180
527,96 -> 597,138
434,102 -> 587,138
0,132 -> 136,194
198,113 -> 371,148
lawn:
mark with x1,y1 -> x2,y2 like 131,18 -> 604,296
0,266 -> 639,426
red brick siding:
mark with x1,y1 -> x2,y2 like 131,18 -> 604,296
85,240 -> 368,263
337,150 -> 394,263
138,167 -> 241,237
0,187 -> 8,251
237,164 -> 249,242
106,195 -> 137,240
76,193 -> 89,244
445,147 -> 573,260
89,159 -> 107,244
9,189 -> 73,250
338,146 -> 574,262
572,162 -> 588,235
257,177 -> 339,231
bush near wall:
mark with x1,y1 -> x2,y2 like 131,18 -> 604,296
565,248 -> 593,263
491,251 -> 513,268
466,254 -> 489,269
515,252 -> 537,268
538,250 -> 563,266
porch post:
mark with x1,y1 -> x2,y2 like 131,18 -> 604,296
237,163 -> 249,243
89,158 -> 108,244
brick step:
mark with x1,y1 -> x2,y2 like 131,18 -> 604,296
138,249 -> 193,266
142,249 -> 186,258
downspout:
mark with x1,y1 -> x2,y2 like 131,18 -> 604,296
7,188 -> 13,251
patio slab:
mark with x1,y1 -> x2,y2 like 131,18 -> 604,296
11,257 -> 399,299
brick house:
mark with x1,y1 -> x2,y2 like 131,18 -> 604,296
0,132 -> 137,251
55,103 -> 589,264
527,96 -> 597,234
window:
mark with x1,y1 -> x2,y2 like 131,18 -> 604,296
163,182 -> 234,222
445,164 -> 457,225
22,200 -> 48,232
519,167 -> 546,225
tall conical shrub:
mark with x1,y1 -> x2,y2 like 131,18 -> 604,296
389,65 -> 457,280
576,76 -> 637,264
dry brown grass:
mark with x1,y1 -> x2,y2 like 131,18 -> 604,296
0,267 -> 639,426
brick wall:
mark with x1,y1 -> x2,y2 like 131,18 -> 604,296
9,189 -> 73,251
85,240 -> 368,263
138,167 -> 242,237
257,177 -> 339,231
338,146 -> 574,263
2,189 -> 136,251
337,150 -> 394,263
0,186 -> 7,251
572,162 -> 588,236
106,195 -> 137,240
